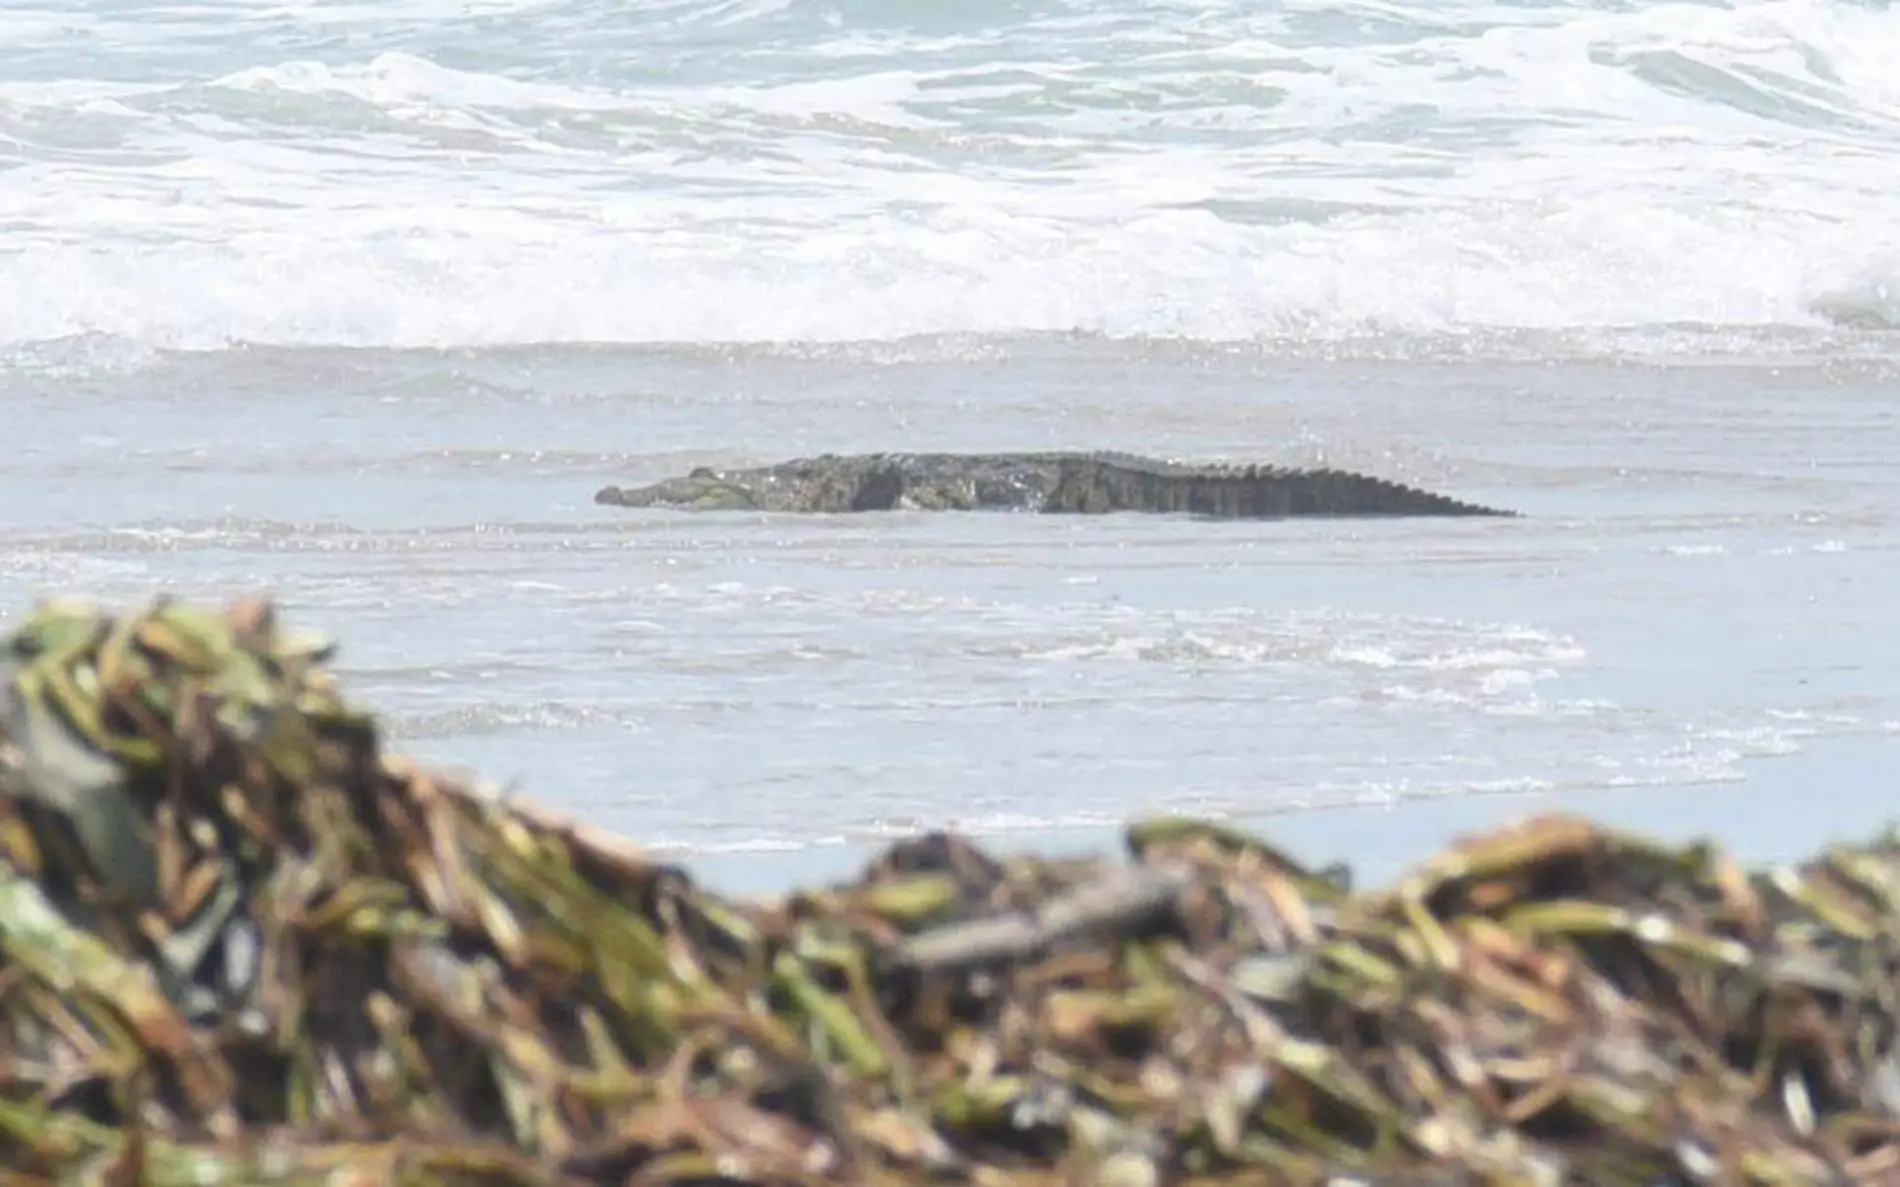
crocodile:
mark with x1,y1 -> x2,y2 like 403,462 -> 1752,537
593,452 -> 1514,519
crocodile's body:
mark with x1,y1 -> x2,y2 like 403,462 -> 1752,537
594,452 -> 1514,519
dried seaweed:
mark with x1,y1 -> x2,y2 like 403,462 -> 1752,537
0,594 -> 1895,1184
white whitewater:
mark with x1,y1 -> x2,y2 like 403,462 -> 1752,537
2,0 -> 1898,351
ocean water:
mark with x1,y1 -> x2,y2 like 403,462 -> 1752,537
4,0 -> 1899,889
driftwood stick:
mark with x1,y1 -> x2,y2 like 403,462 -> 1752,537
896,866 -> 1191,973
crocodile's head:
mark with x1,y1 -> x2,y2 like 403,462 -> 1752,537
594,467 -> 760,510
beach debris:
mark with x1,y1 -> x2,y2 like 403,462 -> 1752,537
0,593 -> 1896,1184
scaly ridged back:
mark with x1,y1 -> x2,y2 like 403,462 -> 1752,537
593,451 -> 1516,518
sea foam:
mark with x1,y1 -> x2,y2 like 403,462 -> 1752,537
0,0 -> 1895,353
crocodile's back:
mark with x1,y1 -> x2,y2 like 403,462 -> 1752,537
594,451 -> 1515,519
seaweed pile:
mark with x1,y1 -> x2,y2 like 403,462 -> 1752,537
1,595 -> 1898,1185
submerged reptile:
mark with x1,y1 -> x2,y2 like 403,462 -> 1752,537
594,452 -> 1514,519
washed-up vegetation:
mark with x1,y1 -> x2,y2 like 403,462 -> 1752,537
0,593 -> 1896,1185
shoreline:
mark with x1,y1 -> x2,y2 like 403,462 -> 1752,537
687,730 -> 1900,898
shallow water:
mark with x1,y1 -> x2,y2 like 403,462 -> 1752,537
4,1 -> 1899,882
8,339 -> 1898,870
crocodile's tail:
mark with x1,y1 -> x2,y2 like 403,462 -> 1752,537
1041,459 -> 1514,519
